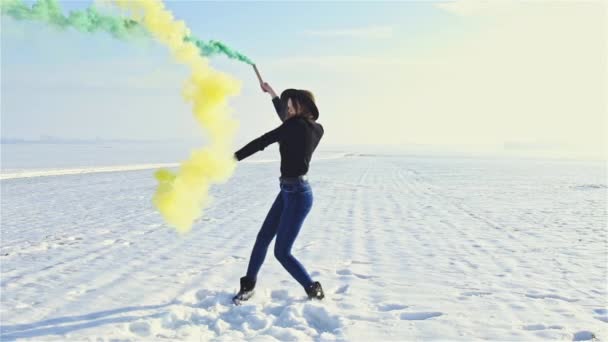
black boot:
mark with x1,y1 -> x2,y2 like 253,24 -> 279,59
232,276 -> 256,305
306,281 -> 325,300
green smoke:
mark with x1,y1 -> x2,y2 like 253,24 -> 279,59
1,0 -> 145,39
1,0 -> 254,64
185,36 -> 254,65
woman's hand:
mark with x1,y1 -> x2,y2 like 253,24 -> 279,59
260,82 -> 272,93
261,82 -> 277,97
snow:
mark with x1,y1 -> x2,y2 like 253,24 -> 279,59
0,163 -> 180,180
1,149 -> 606,341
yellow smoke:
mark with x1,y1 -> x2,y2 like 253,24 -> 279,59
113,0 -> 240,233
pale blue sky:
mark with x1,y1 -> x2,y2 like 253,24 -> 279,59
1,1 -> 605,160
1,1 -> 454,141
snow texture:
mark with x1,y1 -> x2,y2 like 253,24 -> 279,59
1,152 -> 606,341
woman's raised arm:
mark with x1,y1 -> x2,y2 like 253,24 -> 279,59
261,82 -> 286,122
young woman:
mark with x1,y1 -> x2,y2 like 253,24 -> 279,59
232,82 -> 325,304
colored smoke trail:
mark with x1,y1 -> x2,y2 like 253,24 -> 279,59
1,0 -> 254,64
2,0 -> 248,232
1,0 -> 144,38
112,0 -> 241,233
185,36 -> 254,66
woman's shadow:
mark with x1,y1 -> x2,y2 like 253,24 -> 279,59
0,299 -> 184,341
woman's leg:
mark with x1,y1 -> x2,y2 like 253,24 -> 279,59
245,191 -> 283,281
274,187 -> 314,289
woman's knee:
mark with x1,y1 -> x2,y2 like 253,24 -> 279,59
274,246 -> 291,263
255,231 -> 274,247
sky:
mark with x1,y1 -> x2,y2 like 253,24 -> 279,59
1,0 -> 606,160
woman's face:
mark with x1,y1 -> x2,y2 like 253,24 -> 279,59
286,98 -> 296,118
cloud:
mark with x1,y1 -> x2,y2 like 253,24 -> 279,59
267,55 -> 408,70
268,1 -> 606,160
303,26 -> 393,39
434,0 -> 519,16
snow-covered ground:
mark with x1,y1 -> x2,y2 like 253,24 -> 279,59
1,148 -> 606,341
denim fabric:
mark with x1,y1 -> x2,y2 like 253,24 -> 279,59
246,180 -> 314,289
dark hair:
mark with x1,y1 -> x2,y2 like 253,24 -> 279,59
280,89 -> 319,121
289,96 -> 315,120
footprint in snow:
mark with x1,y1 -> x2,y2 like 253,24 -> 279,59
572,330 -> 597,341
353,273 -> 375,279
336,269 -> 352,276
271,289 -> 290,301
334,284 -> 350,295
525,293 -> 578,302
593,308 -> 608,323
377,303 -> 408,312
343,259 -> 372,266
399,312 -> 443,320
461,291 -> 493,297
129,321 -> 151,337
523,324 -> 563,331
336,269 -> 375,279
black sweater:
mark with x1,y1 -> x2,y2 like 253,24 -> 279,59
234,97 -> 324,177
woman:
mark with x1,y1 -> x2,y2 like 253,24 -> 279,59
232,82 -> 325,304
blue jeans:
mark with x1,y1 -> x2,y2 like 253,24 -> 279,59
246,179 -> 314,289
